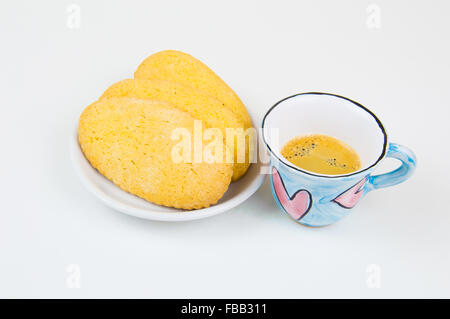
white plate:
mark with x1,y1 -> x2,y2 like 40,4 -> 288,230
71,129 -> 266,221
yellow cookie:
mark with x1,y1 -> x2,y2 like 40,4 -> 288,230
78,97 -> 233,210
100,78 -> 250,181
134,50 -> 252,129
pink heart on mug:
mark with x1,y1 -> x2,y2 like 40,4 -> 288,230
272,167 -> 312,220
332,177 -> 367,209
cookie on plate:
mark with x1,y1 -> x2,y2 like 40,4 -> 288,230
134,50 -> 252,129
100,78 -> 250,181
78,97 -> 233,209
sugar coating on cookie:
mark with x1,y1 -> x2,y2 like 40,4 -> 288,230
100,78 -> 250,181
78,97 -> 233,209
134,50 -> 252,129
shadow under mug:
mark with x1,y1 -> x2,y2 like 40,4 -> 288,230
262,93 -> 417,227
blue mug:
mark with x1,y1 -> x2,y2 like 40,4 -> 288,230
262,93 -> 416,227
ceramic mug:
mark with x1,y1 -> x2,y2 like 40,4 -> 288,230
261,93 -> 417,227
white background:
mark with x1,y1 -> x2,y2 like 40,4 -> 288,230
1,0 -> 449,298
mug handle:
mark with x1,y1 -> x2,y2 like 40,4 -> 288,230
366,143 -> 417,192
